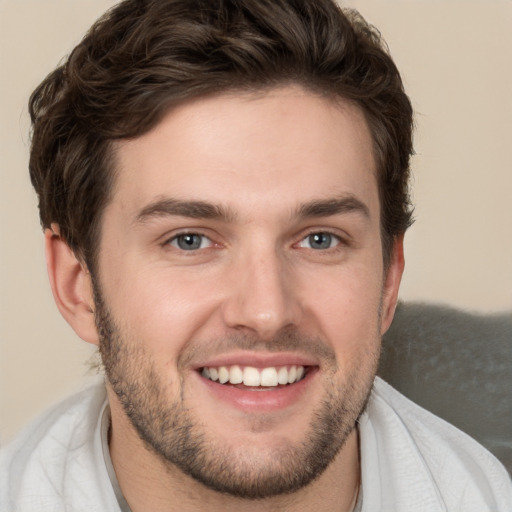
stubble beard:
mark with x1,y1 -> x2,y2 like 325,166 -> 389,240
94,288 -> 379,499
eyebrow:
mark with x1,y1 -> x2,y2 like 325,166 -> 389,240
134,194 -> 370,225
296,196 -> 370,220
134,198 -> 237,224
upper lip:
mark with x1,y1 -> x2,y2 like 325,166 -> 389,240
193,351 -> 320,370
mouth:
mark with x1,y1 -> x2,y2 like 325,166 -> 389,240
193,354 -> 319,411
200,364 -> 309,389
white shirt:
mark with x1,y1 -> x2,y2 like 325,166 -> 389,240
1,377 -> 510,511
358,379 -> 511,511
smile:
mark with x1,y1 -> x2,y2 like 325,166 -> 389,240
201,365 -> 307,387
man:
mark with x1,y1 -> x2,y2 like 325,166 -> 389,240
1,0 -> 510,510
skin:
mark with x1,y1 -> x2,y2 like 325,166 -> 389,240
46,86 -> 404,512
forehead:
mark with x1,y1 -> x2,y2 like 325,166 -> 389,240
110,86 -> 378,221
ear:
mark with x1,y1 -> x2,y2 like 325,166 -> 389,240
45,224 -> 99,345
380,235 -> 405,335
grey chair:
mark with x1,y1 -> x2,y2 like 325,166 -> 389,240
379,302 -> 512,474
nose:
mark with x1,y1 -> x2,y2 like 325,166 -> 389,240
221,247 -> 303,340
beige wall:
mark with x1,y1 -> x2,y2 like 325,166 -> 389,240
1,0 -> 511,443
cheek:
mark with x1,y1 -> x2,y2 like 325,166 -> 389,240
300,263 -> 383,354
99,261 -> 224,354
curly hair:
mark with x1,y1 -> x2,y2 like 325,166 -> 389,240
29,0 -> 414,272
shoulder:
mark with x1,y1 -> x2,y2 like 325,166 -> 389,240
358,377 -> 512,512
0,380 -> 111,512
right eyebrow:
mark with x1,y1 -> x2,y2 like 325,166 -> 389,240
133,197 -> 238,225
295,195 -> 371,221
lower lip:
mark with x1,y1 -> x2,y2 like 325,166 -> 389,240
196,368 -> 318,413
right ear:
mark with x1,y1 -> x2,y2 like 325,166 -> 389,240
45,224 -> 99,346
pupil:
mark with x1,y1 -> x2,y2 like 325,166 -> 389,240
310,233 -> 331,249
178,234 -> 201,250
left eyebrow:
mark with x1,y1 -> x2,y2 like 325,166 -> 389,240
295,195 -> 370,220
133,197 -> 238,225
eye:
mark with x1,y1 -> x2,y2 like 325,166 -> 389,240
298,232 -> 341,250
169,233 -> 213,251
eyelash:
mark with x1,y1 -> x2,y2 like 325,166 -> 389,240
166,232 -> 215,251
164,229 -> 348,253
297,230 -> 343,249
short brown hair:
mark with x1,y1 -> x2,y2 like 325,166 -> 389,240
29,0 -> 414,272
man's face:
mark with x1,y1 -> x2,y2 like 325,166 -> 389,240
93,86 -> 402,498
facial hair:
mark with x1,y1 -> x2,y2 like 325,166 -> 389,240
94,286 -> 379,499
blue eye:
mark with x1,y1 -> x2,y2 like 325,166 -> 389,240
299,232 -> 340,250
170,233 -> 211,251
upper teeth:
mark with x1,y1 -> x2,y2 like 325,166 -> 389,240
202,365 -> 305,387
